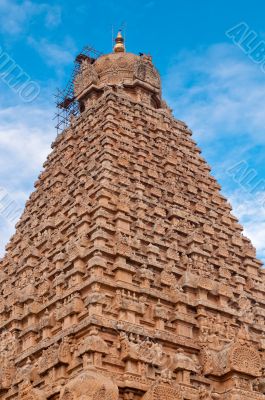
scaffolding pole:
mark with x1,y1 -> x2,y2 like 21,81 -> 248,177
54,46 -> 102,135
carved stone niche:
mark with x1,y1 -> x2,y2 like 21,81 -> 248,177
78,328 -> 109,368
88,251 -> 107,277
142,382 -> 183,400
118,291 -> 146,324
57,293 -> 84,329
112,256 -> 135,284
21,329 -> 39,351
59,367 -> 119,400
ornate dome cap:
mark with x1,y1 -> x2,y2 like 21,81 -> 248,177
74,31 -> 162,108
94,50 -> 161,91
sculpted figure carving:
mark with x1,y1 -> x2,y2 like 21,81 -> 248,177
154,299 -> 169,320
37,271 -> 51,297
161,348 -> 201,377
260,332 -> 265,350
138,264 -> 154,287
119,332 -> 163,365
38,343 -> 60,373
58,336 -> 73,365
198,387 -> 220,400
40,309 -> 55,329
160,263 -> 177,287
198,315 -> 235,351
236,324 -> 251,344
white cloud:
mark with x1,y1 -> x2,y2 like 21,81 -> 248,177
27,36 -> 77,68
228,190 -> 265,264
0,105 -> 54,179
0,104 -> 55,256
0,220 -> 16,256
0,0 -> 61,35
42,4 -> 61,28
163,43 -> 265,265
164,43 -> 265,145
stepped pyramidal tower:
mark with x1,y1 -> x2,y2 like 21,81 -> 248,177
1,31 -> 265,400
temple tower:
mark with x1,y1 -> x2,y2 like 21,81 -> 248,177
1,32 -> 265,400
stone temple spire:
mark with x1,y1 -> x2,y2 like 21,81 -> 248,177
0,35 -> 264,400
113,30 -> 125,53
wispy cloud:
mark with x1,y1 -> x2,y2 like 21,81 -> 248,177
164,43 -> 265,145
163,42 -> 265,264
0,104 -> 54,184
27,36 -> 76,68
0,0 -> 61,35
0,103 -> 54,256
228,190 -> 265,264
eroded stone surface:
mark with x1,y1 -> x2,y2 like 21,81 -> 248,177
0,43 -> 265,400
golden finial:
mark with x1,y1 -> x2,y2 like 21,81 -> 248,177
113,30 -> 125,53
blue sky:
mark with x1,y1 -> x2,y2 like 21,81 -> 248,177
0,0 -> 264,263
